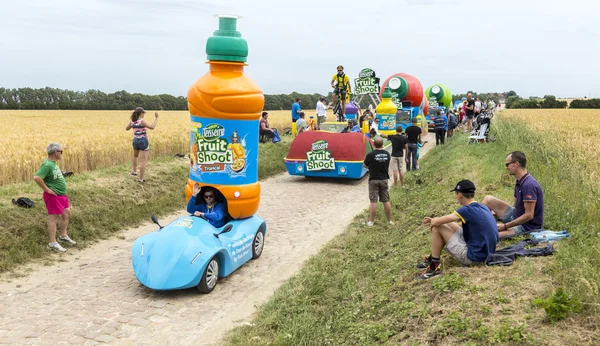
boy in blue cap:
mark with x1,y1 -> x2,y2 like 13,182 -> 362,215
416,180 -> 498,280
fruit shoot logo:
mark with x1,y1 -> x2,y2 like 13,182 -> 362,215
192,124 -> 246,173
306,140 -> 335,171
354,68 -> 380,95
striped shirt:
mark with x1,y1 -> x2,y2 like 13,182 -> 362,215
130,119 -> 147,138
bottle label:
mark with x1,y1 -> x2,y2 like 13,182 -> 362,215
189,116 -> 258,185
377,114 -> 396,131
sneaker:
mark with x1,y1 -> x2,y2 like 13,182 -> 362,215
58,235 -> 77,245
415,263 -> 442,280
47,242 -> 66,253
130,171 -> 138,176
416,255 -> 432,269
389,221 -> 394,225
138,179 -> 146,183
367,221 -> 374,227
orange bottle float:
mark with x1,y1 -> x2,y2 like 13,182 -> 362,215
186,15 -> 264,219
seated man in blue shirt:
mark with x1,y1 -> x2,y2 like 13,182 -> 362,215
416,180 -> 498,280
482,151 -> 544,238
186,185 -> 226,228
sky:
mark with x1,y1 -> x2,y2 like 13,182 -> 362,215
1,0 -> 599,98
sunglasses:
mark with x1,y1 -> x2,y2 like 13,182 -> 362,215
505,161 -> 515,167
337,70 -> 343,72
56,150 -> 63,154
204,194 -> 214,199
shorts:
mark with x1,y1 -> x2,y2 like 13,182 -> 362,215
43,191 -> 70,215
466,114 -> 475,120
389,156 -> 406,173
368,179 -> 390,203
445,228 -> 475,266
133,137 -> 149,151
317,115 -> 326,125
498,206 -> 543,235
334,88 -> 347,99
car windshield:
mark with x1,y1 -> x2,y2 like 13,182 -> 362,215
321,122 -> 349,133
395,110 -> 411,123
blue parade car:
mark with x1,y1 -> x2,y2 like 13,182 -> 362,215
132,211 -> 266,293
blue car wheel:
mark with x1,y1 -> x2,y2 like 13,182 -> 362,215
197,257 -> 219,294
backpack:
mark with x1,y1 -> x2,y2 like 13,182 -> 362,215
12,197 -> 34,208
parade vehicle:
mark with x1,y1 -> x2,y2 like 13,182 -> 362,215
132,204 -> 266,293
379,73 -> 425,131
132,15 -> 267,293
284,131 -> 390,179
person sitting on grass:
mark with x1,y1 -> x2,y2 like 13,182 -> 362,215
187,185 -> 226,228
416,180 -> 498,280
481,151 -> 544,238
259,111 -> 277,141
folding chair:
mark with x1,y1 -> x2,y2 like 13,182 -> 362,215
467,123 -> 488,144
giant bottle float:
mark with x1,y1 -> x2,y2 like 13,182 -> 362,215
186,15 -> 264,219
424,84 -> 452,108
375,88 -> 398,135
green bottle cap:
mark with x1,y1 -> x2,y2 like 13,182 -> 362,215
206,15 -> 248,63
382,87 -> 393,99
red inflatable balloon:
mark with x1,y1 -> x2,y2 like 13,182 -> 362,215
380,73 -> 424,108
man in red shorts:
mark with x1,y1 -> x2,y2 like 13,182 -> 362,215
33,143 -> 77,252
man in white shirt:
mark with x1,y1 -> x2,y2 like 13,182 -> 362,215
315,97 -> 328,130
368,103 -> 374,115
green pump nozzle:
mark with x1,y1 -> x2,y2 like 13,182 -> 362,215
382,87 -> 393,99
206,15 -> 248,63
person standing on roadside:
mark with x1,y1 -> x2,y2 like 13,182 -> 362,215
316,97 -> 328,130
405,117 -> 422,171
33,143 -> 77,253
291,97 -> 302,123
465,93 -> 475,133
363,138 -> 393,227
126,107 -> 159,183
433,110 -> 446,145
381,126 -> 408,187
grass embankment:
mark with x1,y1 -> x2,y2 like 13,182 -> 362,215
0,137 -> 291,274
224,115 -> 600,345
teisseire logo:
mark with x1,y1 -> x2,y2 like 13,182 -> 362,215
203,124 -> 225,140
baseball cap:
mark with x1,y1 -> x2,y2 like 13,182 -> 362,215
450,180 -> 476,193
135,107 -> 146,113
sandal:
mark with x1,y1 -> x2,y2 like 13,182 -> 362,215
130,172 -> 138,176
138,179 -> 146,183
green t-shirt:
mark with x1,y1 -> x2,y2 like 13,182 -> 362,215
35,159 -> 67,195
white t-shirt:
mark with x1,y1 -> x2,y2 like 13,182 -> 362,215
474,101 -> 482,112
368,104 -> 374,113
316,101 -> 327,117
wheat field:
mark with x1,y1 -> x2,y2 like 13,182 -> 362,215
500,109 -> 600,183
0,108 -> 339,186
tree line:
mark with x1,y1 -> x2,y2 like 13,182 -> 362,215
1,87 -> 596,111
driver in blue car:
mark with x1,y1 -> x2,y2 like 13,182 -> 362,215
187,185 -> 226,228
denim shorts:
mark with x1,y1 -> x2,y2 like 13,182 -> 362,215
133,137 -> 149,151
499,206 -> 542,235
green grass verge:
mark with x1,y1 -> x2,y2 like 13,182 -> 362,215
223,116 -> 600,345
0,137 -> 292,273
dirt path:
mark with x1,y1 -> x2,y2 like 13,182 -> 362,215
0,134 -> 435,346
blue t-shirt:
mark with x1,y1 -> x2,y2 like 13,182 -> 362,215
513,173 -> 544,232
442,115 -> 448,130
186,196 -> 226,228
454,202 -> 498,262
291,102 -> 301,121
